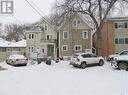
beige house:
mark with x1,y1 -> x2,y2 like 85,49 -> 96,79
26,20 -> 56,59
0,39 -> 26,62
58,14 -> 92,57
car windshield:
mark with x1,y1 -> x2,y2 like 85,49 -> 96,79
120,51 -> 128,55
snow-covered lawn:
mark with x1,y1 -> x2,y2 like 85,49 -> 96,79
0,61 -> 128,95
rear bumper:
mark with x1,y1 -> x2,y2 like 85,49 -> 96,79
70,62 -> 81,67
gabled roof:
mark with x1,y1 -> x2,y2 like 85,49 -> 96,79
26,19 -> 55,33
57,13 -> 92,30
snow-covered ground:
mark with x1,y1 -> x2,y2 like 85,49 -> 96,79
0,61 -> 128,95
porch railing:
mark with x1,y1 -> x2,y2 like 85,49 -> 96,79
41,39 -> 56,43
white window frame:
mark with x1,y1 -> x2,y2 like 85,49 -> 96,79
47,35 -> 52,40
73,19 -> 81,27
29,34 -> 34,39
82,31 -> 88,39
45,25 -> 47,30
63,31 -> 69,39
29,47 -> 34,52
74,45 -> 82,52
62,45 -> 68,51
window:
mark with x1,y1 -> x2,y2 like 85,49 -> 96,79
115,38 -> 118,44
29,47 -> 34,52
32,34 -> 34,39
115,23 -> 118,28
81,54 -> 91,58
29,47 -> 31,52
63,31 -> 69,39
124,23 -> 128,28
62,45 -> 68,51
47,35 -> 52,40
125,38 -> 128,44
45,26 -> 47,30
82,31 -> 88,39
29,34 -> 34,39
115,38 -> 128,44
31,47 -> 34,52
42,49 -> 44,53
0,48 -> 6,52
29,34 -> 31,39
73,20 -> 77,27
73,19 -> 81,27
119,38 -> 125,44
115,22 -> 128,29
74,45 -> 82,51
77,20 -> 80,24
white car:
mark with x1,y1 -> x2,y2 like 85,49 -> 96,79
6,54 -> 28,66
70,53 -> 104,69
111,55 -> 128,71
108,50 -> 128,61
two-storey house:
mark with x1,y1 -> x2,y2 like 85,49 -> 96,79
58,14 -> 92,57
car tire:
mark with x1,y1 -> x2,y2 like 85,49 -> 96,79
99,60 -> 104,66
81,62 -> 87,69
118,62 -> 128,70
73,65 -> 77,68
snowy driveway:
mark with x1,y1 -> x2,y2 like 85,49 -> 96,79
0,61 -> 128,95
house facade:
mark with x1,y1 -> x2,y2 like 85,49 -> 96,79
26,20 -> 56,59
0,39 -> 26,61
95,17 -> 128,57
58,14 -> 92,57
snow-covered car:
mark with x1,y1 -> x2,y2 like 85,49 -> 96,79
6,54 -> 28,66
108,50 -> 128,61
70,53 -> 104,69
111,55 -> 128,71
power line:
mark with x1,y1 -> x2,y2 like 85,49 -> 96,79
24,0 -> 52,27
30,0 -> 46,16
25,0 -> 43,17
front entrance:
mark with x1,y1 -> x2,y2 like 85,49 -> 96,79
47,45 -> 54,58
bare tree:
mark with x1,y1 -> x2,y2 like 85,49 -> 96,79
4,23 -> 30,41
55,0 -> 127,55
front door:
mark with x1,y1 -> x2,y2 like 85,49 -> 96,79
47,45 -> 54,58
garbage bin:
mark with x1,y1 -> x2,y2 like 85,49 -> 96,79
46,59 -> 51,65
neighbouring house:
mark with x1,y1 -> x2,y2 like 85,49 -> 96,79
58,13 -> 92,57
93,17 -> 128,57
26,19 -> 56,60
0,38 -> 26,61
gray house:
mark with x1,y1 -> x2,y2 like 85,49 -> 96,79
58,13 -> 92,57
26,20 -> 56,59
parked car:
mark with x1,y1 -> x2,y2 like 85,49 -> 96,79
6,54 -> 28,66
70,53 -> 104,69
111,55 -> 128,71
108,50 -> 128,61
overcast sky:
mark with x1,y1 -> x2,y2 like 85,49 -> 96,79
0,0 -> 56,24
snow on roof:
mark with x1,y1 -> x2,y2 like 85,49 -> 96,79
7,40 -> 26,48
0,38 -> 26,48
0,38 -> 13,47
